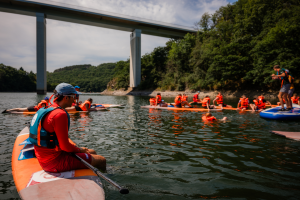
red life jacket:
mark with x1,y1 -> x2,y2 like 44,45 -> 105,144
240,98 -> 249,108
257,99 -> 266,109
202,116 -> 216,121
283,99 -> 286,103
216,95 -> 223,104
79,100 -> 91,111
291,97 -> 299,104
149,98 -> 156,105
156,95 -> 162,104
253,99 -> 259,106
193,94 -> 199,102
182,95 -> 188,101
202,97 -> 210,107
37,100 -> 49,109
174,96 -> 182,105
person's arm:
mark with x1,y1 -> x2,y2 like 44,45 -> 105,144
85,103 -> 90,111
53,112 -> 81,153
237,100 -> 241,109
213,98 -> 217,105
272,72 -> 286,78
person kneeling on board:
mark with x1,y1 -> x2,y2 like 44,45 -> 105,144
237,95 -> 251,111
291,93 -> 300,105
202,113 -> 227,121
3,97 -> 50,113
252,95 -> 271,112
66,98 -> 99,112
213,92 -> 232,108
202,96 -> 216,110
192,91 -> 201,104
174,94 -> 192,108
29,83 -> 106,173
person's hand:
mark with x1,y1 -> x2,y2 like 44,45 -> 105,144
271,74 -> 275,77
80,147 -> 89,153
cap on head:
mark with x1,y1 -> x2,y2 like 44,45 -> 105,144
55,83 -> 81,95
44,96 -> 49,100
74,86 -> 80,89
197,91 -> 200,93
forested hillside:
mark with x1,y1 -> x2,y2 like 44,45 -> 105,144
109,0 -> 300,91
0,64 -> 36,91
0,63 -> 115,92
47,63 -> 116,92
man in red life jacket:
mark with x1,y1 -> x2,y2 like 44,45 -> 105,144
192,91 -> 201,103
32,83 -> 106,173
213,92 -> 232,108
202,113 -> 227,122
252,95 -> 271,111
272,65 -> 292,111
202,95 -> 215,110
5,97 -> 49,113
237,95 -> 250,110
291,93 -> 300,105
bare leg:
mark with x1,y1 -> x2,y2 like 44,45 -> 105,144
91,154 -> 106,171
282,93 -> 289,108
182,101 -> 192,108
278,92 -> 284,109
7,108 -> 29,112
249,104 -> 255,111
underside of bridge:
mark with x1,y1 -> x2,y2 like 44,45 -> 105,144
0,0 -> 196,94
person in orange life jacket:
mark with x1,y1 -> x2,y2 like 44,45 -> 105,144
182,93 -> 193,107
213,92 -> 232,108
192,91 -> 201,103
202,113 -> 228,122
252,95 -> 271,111
155,93 -> 162,106
31,83 -> 106,172
291,93 -> 300,105
237,95 -> 250,110
271,65 -> 291,111
202,95 -> 215,110
174,94 -> 192,108
5,97 -> 50,113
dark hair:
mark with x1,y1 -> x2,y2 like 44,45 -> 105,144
53,90 -> 64,102
206,95 -> 209,97
87,98 -> 93,102
273,65 -> 280,69
157,93 -> 161,95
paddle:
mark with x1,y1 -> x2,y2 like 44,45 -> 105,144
73,154 -> 129,194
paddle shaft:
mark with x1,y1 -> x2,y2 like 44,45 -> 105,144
74,154 -> 129,194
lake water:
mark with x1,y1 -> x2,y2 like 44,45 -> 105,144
0,93 -> 300,200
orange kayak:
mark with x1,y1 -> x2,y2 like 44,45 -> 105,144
12,127 -> 105,200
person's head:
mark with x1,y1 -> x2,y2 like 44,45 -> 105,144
157,93 -> 161,96
44,96 -> 49,102
206,113 -> 212,117
183,93 -> 186,96
241,95 -> 246,99
218,92 -> 222,95
293,93 -> 297,97
178,93 -> 182,96
206,95 -> 209,98
273,65 -> 280,71
197,91 -> 200,94
53,83 -> 81,108
74,86 -> 80,92
87,98 -> 93,104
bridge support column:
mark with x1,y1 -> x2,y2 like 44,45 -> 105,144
130,29 -> 141,88
36,13 -> 47,94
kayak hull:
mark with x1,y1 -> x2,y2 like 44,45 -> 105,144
12,127 -> 105,200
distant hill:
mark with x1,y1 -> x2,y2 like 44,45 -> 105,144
47,63 -> 116,92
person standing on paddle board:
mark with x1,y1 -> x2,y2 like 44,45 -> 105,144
4,97 -> 50,113
29,83 -> 106,173
272,65 -> 292,111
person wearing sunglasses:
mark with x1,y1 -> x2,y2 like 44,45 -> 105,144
29,83 -> 106,173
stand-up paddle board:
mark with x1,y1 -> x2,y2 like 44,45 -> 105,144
12,127 -> 105,200
95,104 -> 125,108
270,131 -> 300,141
141,105 -> 222,112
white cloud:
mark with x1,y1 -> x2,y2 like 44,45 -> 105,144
0,0 -> 235,72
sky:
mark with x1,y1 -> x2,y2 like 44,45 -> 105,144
0,0 -> 237,72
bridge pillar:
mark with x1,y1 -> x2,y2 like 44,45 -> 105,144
36,13 -> 47,94
130,29 -> 141,88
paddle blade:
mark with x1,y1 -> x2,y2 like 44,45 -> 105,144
120,188 -> 129,194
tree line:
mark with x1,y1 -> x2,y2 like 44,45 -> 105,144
109,0 -> 300,92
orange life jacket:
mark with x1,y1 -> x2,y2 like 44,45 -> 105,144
193,94 -> 199,102
291,97 -> 299,104
182,95 -> 188,102
149,98 -> 156,105
240,98 -> 249,108
202,116 -> 216,121
79,100 -> 91,111
37,100 -> 49,109
257,99 -> 266,109
216,95 -> 223,104
258,96 -> 264,101
283,99 -> 286,103
253,99 -> 258,106
156,95 -> 162,104
174,96 -> 182,105
202,97 -> 210,107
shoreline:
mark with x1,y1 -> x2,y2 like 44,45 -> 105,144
100,89 -> 291,99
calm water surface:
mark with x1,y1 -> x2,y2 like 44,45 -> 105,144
0,93 -> 300,200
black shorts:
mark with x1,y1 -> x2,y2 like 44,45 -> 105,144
27,106 -> 37,112
203,105 -> 214,109
75,106 -> 82,111
220,103 -> 227,107
175,104 -> 182,108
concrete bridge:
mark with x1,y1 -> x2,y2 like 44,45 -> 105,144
0,0 -> 196,94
